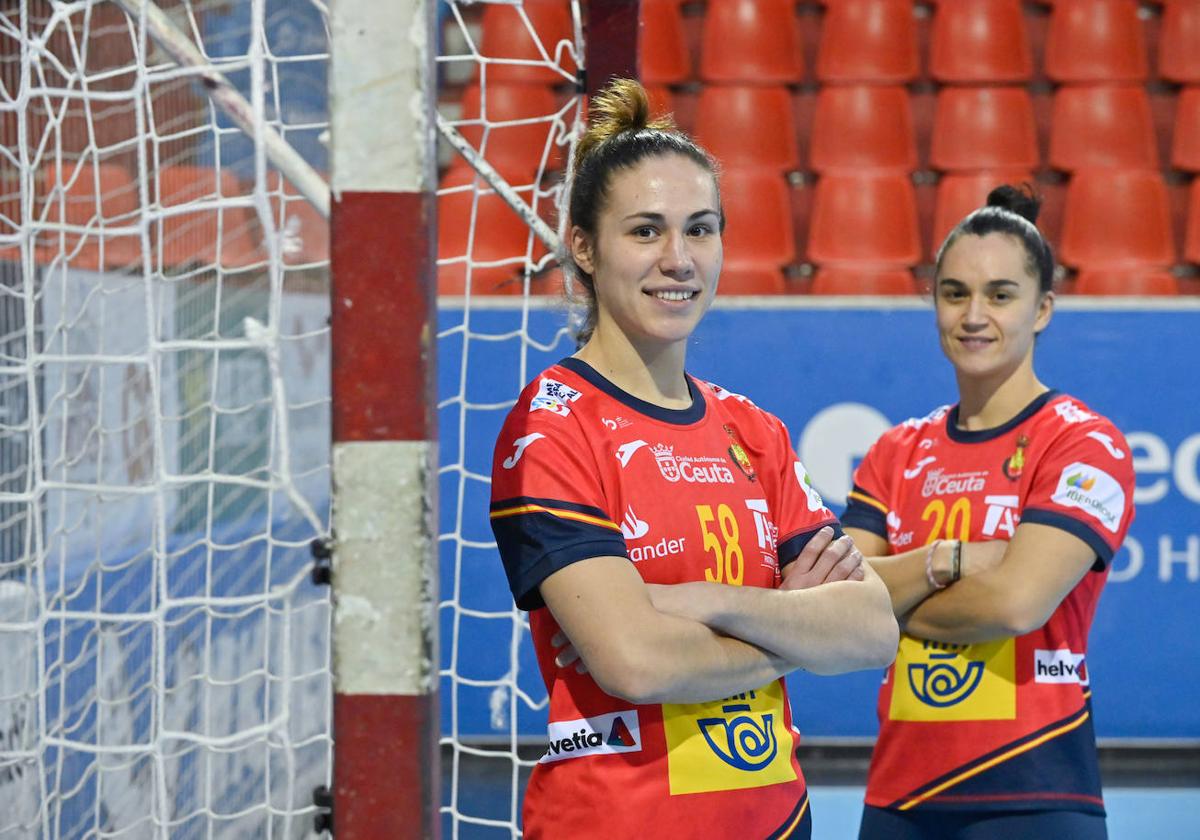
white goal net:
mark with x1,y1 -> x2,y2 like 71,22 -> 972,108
0,1 -> 332,836
436,2 -> 584,837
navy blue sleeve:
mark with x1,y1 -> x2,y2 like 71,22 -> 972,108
778,520 -> 846,568
840,484 -> 889,538
490,496 -> 629,610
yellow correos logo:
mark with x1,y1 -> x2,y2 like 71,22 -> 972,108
662,681 -> 796,795
889,635 -> 1016,722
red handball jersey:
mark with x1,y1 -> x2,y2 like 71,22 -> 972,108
842,391 -> 1135,816
490,357 -> 842,840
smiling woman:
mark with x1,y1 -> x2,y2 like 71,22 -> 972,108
842,186 -> 1138,840
487,79 -> 898,839
570,152 -> 723,370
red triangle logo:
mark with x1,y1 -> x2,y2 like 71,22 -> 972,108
607,716 -> 634,747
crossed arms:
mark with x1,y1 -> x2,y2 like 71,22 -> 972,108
852,523 -> 1098,644
542,527 -> 899,705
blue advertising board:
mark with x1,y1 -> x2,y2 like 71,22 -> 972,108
437,300 -> 1200,742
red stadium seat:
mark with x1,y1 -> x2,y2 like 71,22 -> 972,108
1060,170 -> 1175,268
641,0 -> 691,84
810,85 -> 916,174
456,84 -> 561,178
700,0 -> 804,83
816,0 -> 920,84
808,174 -> 921,266
1044,0 -> 1147,83
931,171 -> 1036,259
930,87 -> 1039,172
694,86 -> 799,172
719,267 -> 789,295
930,0 -> 1032,83
476,0 -> 575,85
721,168 -> 796,268
644,85 -> 677,123
1160,0 -> 1200,83
1050,85 -> 1158,171
156,165 -> 260,270
810,267 -> 918,295
437,168 -> 543,295
1186,177 -> 1200,264
1171,87 -> 1200,172
37,162 -> 139,270
1074,268 -> 1180,295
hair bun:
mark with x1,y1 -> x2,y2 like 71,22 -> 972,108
986,183 -> 1041,226
572,78 -> 677,171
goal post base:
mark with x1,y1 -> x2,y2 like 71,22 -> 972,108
334,693 -> 440,838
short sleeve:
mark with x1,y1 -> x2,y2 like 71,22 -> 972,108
1020,420 -> 1136,568
490,405 -> 627,611
767,416 -> 845,567
840,434 -> 895,539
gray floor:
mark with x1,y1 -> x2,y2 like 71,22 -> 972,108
441,744 -> 1200,839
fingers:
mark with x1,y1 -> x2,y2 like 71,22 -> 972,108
790,526 -> 838,575
554,643 -> 580,668
552,632 -> 587,672
806,534 -> 855,583
824,541 -> 865,584
783,534 -> 867,589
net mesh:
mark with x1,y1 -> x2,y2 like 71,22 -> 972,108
436,2 -> 584,837
0,1 -> 332,836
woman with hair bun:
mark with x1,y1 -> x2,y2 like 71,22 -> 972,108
841,185 -> 1136,839
489,78 -> 898,838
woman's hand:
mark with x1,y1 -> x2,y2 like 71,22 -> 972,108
552,630 -> 588,673
549,528 -> 878,680
780,527 -> 866,590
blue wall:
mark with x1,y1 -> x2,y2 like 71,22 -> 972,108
438,302 -> 1200,741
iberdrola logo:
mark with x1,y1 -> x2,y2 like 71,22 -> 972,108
1067,471 -> 1097,492
1002,434 -> 1029,480
723,424 -> 757,482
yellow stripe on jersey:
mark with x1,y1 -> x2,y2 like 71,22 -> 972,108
778,796 -> 810,839
847,490 -> 889,515
489,503 -> 622,533
897,707 -> 1092,811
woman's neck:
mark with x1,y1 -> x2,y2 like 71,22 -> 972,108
574,325 -> 691,408
955,358 -> 1048,431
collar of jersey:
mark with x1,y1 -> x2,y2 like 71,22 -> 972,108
558,357 -> 707,426
945,389 -> 1060,444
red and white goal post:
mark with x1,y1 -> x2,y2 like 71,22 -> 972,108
0,0 -> 633,837
327,0 -> 440,836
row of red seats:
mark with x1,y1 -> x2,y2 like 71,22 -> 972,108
450,82 -> 1199,178
641,0 -> 1200,85
0,163 -> 326,271
442,1 -> 1200,295
467,0 -> 1200,87
437,168 -> 1200,294
713,266 -> 1185,296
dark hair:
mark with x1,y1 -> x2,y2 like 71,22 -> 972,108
935,183 -> 1055,294
565,78 -> 722,342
